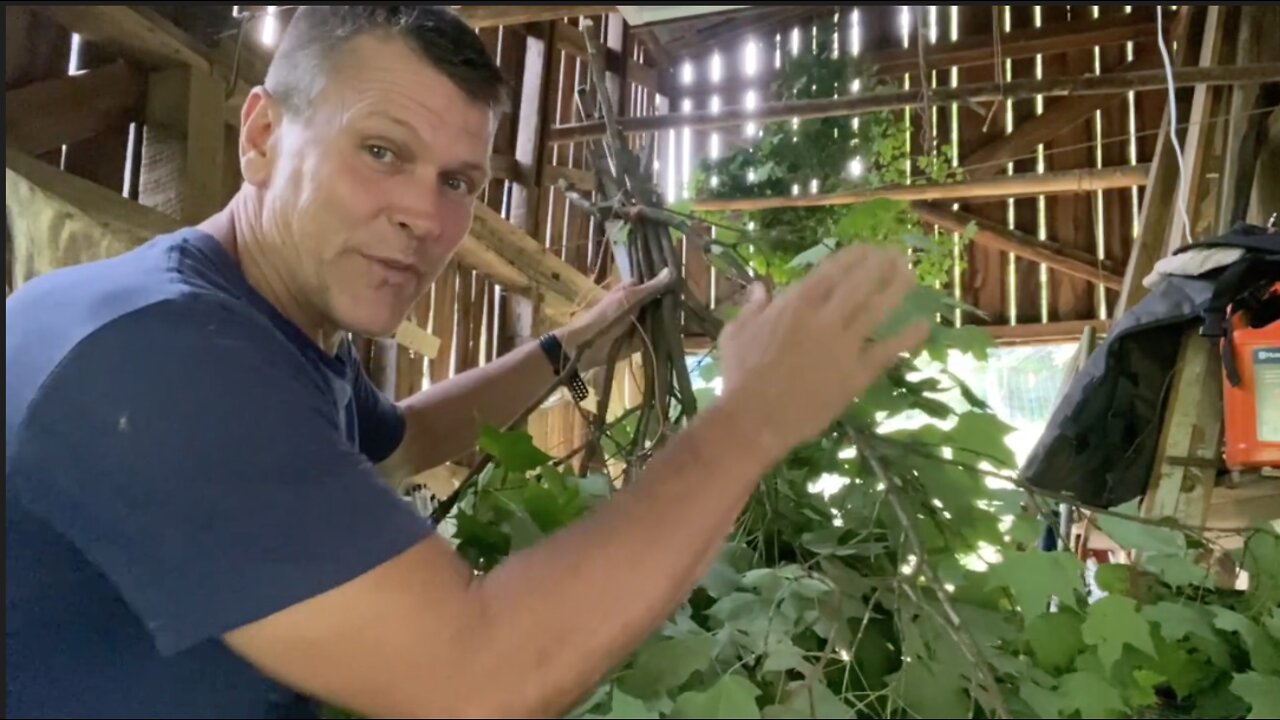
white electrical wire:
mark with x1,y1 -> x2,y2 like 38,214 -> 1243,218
1156,7 -> 1194,246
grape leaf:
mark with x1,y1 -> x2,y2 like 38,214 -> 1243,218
947,411 -> 1018,468
762,680 -> 855,719
1126,669 -> 1165,708
671,674 -> 762,719
1082,596 -> 1157,672
699,558 -> 743,599
887,656 -> 970,719
1059,671 -> 1129,719
1240,532 -> 1280,616
1139,553 -> 1216,588
1266,608 -> 1280,642
1025,610 -> 1085,673
618,635 -> 718,699
1231,672 -> 1280,720
1151,632 -> 1221,699
477,424 -> 553,473
1018,678 -> 1070,719
1143,601 -> 1232,668
761,636 -> 807,673
596,690 -> 659,720
985,550 -> 1084,619
1093,500 -> 1187,555
1211,608 -> 1280,675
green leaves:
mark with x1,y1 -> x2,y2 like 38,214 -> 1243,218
1082,596 -> 1157,673
1143,601 -> 1231,667
1231,672 -> 1280,719
985,550 -> 1084,620
592,690 -> 660,719
1093,500 -> 1187,555
1025,610 -> 1086,673
671,675 -> 762,719
477,424 -> 553,473
1058,671 -> 1129,719
618,635 -> 718,701
1240,531 -> 1280,617
1211,607 -> 1280,675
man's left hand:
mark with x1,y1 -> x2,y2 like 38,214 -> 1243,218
556,268 -> 674,371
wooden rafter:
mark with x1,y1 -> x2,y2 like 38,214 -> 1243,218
911,202 -> 1123,289
689,166 -> 1149,212
669,8 -> 1158,98
452,5 -> 615,29
5,60 -> 146,156
552,63 -> 1280,143
961,49 -> 1162,178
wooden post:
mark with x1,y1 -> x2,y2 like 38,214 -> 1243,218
138,66 -> 227,224
1139,330 -> 1225,540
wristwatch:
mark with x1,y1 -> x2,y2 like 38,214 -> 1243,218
538,333 -> 591,403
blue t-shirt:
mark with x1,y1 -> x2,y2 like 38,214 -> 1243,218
5,229 -> 435,718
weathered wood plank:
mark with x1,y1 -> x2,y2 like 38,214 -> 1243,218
5,60 -> 145,156
692,166 -> 1149,212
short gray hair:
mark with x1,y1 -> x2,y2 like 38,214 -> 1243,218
263,6 -> 510,116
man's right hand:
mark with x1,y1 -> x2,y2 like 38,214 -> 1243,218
718,242 -> 931,456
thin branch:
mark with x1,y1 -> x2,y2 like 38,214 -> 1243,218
854,432 -> 1011,720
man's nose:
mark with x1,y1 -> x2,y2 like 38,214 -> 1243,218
392,179 -> 444,242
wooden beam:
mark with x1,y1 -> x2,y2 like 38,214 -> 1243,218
453,6 -> 615,29
878,9 -> 1157,77
669,8 -> 1158,98
469,204 -> 605,312
1114,7 -> 1203,315
690,166 -> 1149,212
1161,6 -> 1230,253
552,63 -> 1280,143
5,60 -> 145,156
982,319 -> 1110,346
911,202 -> 1124,289
962,50 -> 1162,178
1140,329 -> 1224,530
683,319 -> 1110,353
35,5 -> 212,72
138,65 -> 228,224
550,20 -> 659,92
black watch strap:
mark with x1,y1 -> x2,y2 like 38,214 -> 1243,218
538,333 -> 590,403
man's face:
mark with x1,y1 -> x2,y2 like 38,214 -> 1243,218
246,33 -> 494,339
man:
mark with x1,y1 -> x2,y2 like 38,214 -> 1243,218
5,6 -> 928,719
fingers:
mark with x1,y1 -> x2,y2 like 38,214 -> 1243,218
737,282 -> 771,322
862,320 -> 932,373
843,256 -> 917,339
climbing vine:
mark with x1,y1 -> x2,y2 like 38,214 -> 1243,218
337,25 -> 1280,720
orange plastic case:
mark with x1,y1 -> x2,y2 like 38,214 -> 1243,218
1222,282 -> 1280,471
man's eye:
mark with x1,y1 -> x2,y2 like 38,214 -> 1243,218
366,144 -> 395,163
446,176 -> 474,195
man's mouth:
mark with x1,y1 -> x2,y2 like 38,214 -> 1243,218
362,253 -> 421,285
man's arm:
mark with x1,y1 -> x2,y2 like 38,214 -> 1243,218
227,391 -> 782,718
220,244 -> 928,718
379,274 -> 672,483
378,336 -> 564,480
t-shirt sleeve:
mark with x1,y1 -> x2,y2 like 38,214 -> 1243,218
11,297 -> 436,657
346,341 -> 408,465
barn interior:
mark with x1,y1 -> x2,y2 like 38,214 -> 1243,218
6,5 -> 1280,718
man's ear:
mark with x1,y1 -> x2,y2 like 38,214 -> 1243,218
239,87 -> 280,187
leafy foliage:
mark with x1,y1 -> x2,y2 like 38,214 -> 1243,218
686,28 -> 966,292
399,36 -> 1279,720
